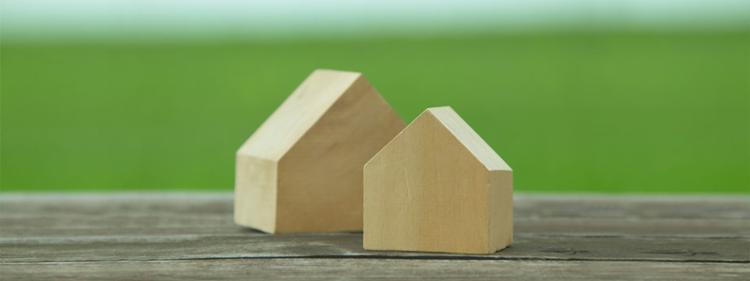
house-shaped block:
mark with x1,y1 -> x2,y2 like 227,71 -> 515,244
363,106 -> 512,254
235,69 -> 405,233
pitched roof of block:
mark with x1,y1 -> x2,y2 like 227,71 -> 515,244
369,106 -> 511,171
238,69 -> 363,161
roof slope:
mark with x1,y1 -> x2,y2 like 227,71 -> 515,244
368,106 -> 510,171
426,107 -> 511,171
238,69 -> 362,161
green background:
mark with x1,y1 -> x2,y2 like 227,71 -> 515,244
1,31 -> 749,192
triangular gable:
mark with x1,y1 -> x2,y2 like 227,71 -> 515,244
363,106 -> 513,253
368,106 -> 510,172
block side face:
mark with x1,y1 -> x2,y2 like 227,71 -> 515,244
274,77 -> 405,233
234,153 -> 277,233
488,170 -> 513,252
238,70 -> 361,161
364,112 -> 492,254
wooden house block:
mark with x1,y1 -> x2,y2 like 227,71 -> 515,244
363,106 -> 513,254
235,69 -> 405,233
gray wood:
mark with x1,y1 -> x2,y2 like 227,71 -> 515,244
3,193 -> 748,220
1,232 -> 747,263
2,194 -> 748,238
3,218 -> 745,238
1,259 -> 748,281
0,193 -> 747,280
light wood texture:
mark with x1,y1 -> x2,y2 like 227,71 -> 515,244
364,106 -> 513,254
1,193 -> 748,281
235,69 -> 405,233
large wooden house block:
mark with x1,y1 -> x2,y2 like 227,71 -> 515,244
364,106 -> 513,254
235,69 -> 405,233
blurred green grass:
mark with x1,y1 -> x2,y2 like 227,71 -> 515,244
1,31 -> 748,192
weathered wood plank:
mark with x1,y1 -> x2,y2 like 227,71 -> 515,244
2,194 -> 748,238
2,193 -> 748,220
0,193 -> 750,220
0,193 -> 232,216
516,195 -> 750,220
1,259 -> 748,281
3,217 -> 745,239
1,232 -> 747,263
1,193 -> 747,266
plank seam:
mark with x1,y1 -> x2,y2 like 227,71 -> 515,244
2,255 -> 748,265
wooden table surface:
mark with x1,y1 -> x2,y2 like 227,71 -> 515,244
1,193 -> 748,280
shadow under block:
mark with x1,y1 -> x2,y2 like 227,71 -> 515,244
364,106 -> 513,254
235,69 -> 406,233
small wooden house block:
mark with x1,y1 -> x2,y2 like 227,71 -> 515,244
235,69 -> 405,233
363,106 -> 513,254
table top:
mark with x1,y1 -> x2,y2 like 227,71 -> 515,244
1,193 -> 748,280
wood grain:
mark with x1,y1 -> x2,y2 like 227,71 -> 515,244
2,232 -> 747,263
2,195 -> 748,263
364,107 -> 513,254
1,193 -> 748,280
234,69 -> 405,233
2,194 -> 747,238
4,193 -> 747,220
2,259 -> 748,281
